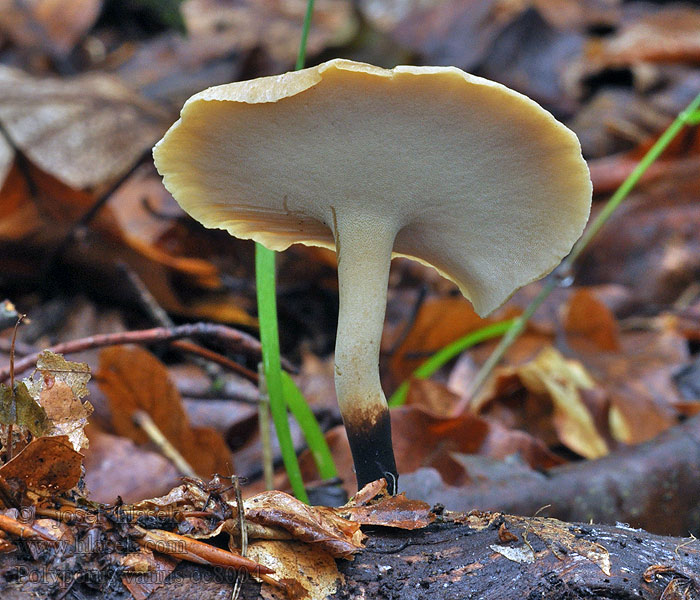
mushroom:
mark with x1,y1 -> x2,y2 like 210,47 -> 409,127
153,59 -> 592,494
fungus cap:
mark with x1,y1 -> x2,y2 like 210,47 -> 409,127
153,58 -> 591,316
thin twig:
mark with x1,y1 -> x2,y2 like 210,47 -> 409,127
119,262 -> 259,382
41,150 -> 152,280
171,340 -> 258,382
0,323 -> 294,383
119,262 -> 175,329
132,410 -> 197,477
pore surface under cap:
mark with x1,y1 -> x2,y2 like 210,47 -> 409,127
154,59 -> 591,316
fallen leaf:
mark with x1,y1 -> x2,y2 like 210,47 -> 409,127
388,295 -> 493,382
97,345 -> 233,479
490,542 -> 534,564
0,382 -> 50,438
83,426 -> 180,504
0,65 -> 167,192
182,0 -> 356,66
564,289 -> 621,352
244,490 -> 364,559
592,6 -> 700,67
334,492 -> 434,530
24,351 -> 93,451
475,347 -> 610,459
0,435 -> 82,493
247,540 -> 343,600
513,515 -> 611,576
0,0 -> 102,57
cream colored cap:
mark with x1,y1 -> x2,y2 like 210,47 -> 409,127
153,59 -> 591,316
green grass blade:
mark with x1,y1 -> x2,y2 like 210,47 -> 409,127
253,0 -> 320,503
296,0 -> 316,71
255,245 -> 308,503
281,372 -> 338,479
388,319 -> 515,407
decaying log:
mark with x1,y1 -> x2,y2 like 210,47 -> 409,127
2,513 -> 697,599
403,413 -> 700,537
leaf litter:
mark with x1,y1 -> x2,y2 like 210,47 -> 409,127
1,0 -> 700,596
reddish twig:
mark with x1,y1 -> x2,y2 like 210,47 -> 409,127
0,323 -> 294,382
171,340 -> 258,382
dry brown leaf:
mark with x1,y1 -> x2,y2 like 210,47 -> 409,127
182,0 -> 356,65
593,6 -> 700,67
580,157 -> 700,306
23,351 -> 93,451
83,426 -> 180,504
474,347 -> 610,459
518,348 -> 608,459
0,65 -> 167,192
564,289 -> 621,352
0,0 -> 102,56
247,540 -> 343,600
0,166 -> 39,241
97,345 -> 233,479
0,435 -> 82,493
244,490 -> 364,559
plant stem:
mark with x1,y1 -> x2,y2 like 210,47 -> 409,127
296,0 -> 316,71
257,364 -> 274,491
281,373 -> 337,479
255,246 -> 308,502
252,0 -> 318,503
388,319 -> 514,407
466,91 -> 700,399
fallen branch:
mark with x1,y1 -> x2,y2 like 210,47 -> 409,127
4,513 -> 698,599
403,412 -> 700,537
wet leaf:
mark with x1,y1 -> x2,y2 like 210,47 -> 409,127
513,515 -> 611,576
334,491 -> 434,530
0,435 -> 82,493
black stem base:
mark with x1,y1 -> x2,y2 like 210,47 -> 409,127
345,410 -> 399,494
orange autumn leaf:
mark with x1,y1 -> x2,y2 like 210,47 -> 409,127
97,346 -> 233,479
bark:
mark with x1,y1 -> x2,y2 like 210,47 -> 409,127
403,413 -> 700,536
2,514 -> 698,599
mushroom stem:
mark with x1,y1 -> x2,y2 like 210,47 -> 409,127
333,215 -> 399,494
